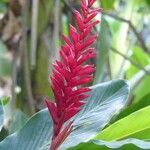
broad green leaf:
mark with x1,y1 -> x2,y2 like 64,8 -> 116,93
95,106 -> 150,141
0,109 -> 52,150
94,17 -> 112,83
129,128 -> 150,140
0,80 -> 129,150
62,80 -> 129,149
69,138 -> 150,150
9,109 -> 29,134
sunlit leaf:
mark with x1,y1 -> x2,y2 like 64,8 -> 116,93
95,106 -> 150,141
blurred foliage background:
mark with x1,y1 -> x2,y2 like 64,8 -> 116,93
0,0 -> 149,142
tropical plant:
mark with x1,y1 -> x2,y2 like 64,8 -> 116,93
0,0 -> 150,150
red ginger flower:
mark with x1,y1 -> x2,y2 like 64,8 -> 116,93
46,0 -> 101,149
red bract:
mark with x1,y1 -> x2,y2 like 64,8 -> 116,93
46,0 -> 101,149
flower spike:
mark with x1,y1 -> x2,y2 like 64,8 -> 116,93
46,0 -> 101,149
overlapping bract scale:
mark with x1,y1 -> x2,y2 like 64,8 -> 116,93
46,0 -> 100,147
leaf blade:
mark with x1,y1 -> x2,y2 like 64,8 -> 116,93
0,80 -> 129,150
95,106 -> 150,141
61,80 -> 129,149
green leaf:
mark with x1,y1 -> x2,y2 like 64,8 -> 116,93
108,0 -> 135,78
0,98 -> 5,131
146,0 -> 150,6
126,46 -> 149,79
95,106 -> 150,141
132,76 -> 150,103
129,128 -> 150,140
9,109 -> 29,134
62,80 -> 129,149
0,80 -> 129,149
100,0 -> 115,10
0,109 -> 52,150
0,97 -> 10,106
38,0 -> 52,36
111,93 -> 150,123
94,17 -> 112,83
69,139 -> 150,150
68,141 -> 109,150
0,128 -> 9,142
126,46 -> 150,103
